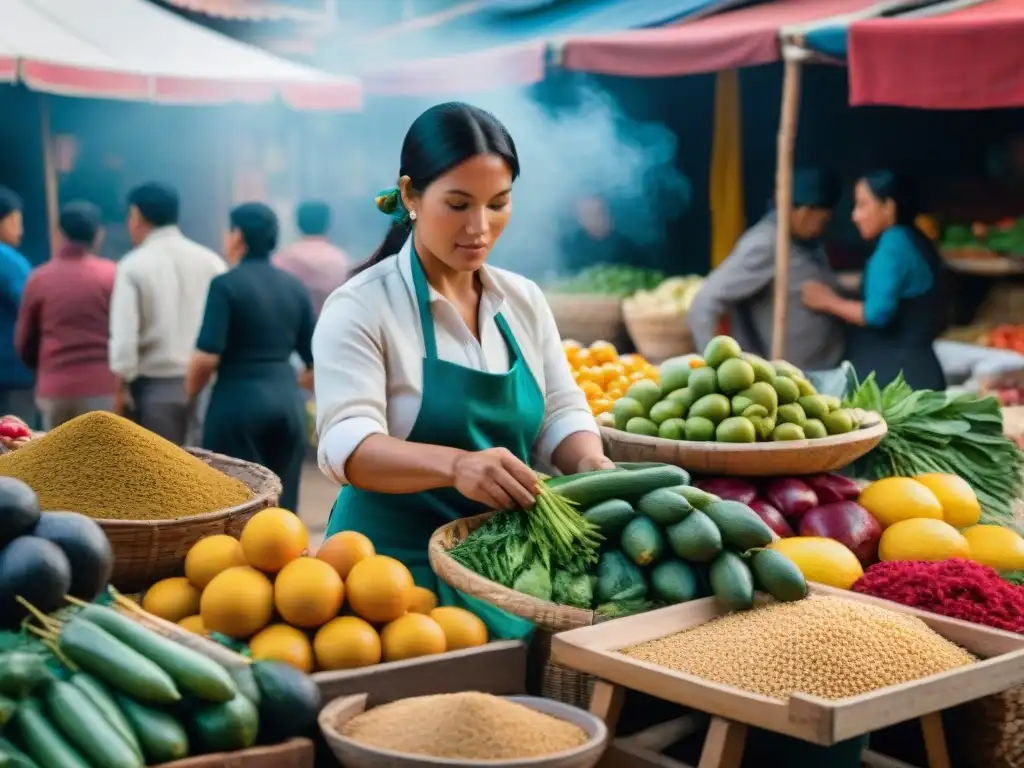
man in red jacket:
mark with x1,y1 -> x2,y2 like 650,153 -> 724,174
15,201 -> 117,429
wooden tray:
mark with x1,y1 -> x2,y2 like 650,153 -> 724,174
160,738 -> 314,768
943,256 -> 1024,276
549,584 -> 1024,747
601,411 -> 886,477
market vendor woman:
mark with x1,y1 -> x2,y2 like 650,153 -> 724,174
313,102 -> 614,636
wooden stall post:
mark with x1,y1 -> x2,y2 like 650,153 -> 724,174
40,97 -> 59,256
770,49 -> 806,360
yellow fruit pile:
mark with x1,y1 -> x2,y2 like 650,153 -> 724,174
142,509 -> 488,673
563,339 -> 660,416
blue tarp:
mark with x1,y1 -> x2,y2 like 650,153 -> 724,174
801,0 -> 950,58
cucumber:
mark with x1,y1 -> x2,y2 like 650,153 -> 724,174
665,510 -> 723,563
581,499 -> 636,538
750,549 -> 808,602
229,666 -> 261,708
668,485 -> 720,511
594,551 -> 647,603
710,551 -> 755,611
76,605 -> 236,703
545,469 -> 621,489
191,695 -> 258,753
250,661 -> 321,743
115,694 -> 190,764
703,500 -> 774,551
555,465 -> 690,508
637,487 -> 692,525
650,560 -> 699,604
0,654 -> 51,699
43,679 -> 142,768
0,695 -> 14,728
69,674 -> 142,759
614,462 -> 668,471
11,700 -> 92,768
0,736 -> 38,768
620,517 -> 665,566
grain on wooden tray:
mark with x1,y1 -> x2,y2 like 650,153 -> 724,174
340,692 -> 589,760
622,595 -> 974,700
0,411 -> 252,521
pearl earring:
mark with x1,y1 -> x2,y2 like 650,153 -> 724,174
409,210 -> 417,221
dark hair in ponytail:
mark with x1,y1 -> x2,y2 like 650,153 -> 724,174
353,102 -> 520,276
860,170 -> 918,226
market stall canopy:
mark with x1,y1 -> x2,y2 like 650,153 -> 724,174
558,0 -> 889,77
0,0 -> 362,110
160,0 -> 328,21
357,0 -> 747,96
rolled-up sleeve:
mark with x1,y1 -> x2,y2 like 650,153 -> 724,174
312,292 -> 388,485
530,285 -> 599,468
108,267 -> 140,381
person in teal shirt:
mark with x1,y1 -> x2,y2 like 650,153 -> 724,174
802,171 -> 946,390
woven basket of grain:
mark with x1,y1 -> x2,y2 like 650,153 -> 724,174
429,512 -> 602,708
621,302 -> 694,362
955,684 -> 1024,768
544,293 -> 628,349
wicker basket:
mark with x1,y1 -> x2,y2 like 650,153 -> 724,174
621,304 -> 694,363
545,293 -> 628,349
428,512 -> 602,708
955,684 -> 1024,768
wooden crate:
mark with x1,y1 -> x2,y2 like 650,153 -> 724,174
160,739 -> 314,768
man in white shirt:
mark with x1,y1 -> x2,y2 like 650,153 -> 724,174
109,183 -> 225,444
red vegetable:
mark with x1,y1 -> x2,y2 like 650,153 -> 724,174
803,474 -> 861,504
0,418 -> 30,440
748,500 -> 794,538
763,478 -> 818,520
799,502 -> 883,565
694,477 -> 758,505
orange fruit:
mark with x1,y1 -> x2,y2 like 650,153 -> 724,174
274,557 -> 344,628
575,349 -> 592,366
629,370 -> 649,382
240,507 -> 309,573
185,535 -> 247,590
143,578 -> 201,624
589,340 -> 618,364
178,615 -> 207,636
571,369 -> 581,382
380,613 -> 447,662
599,362 -> 623,384
429,607 -> 487,650
618,353 -> 642,372
576,367 -> 602,386
591,398 -> 614,415
201,566 -> 274,639
345,555 -> 415,624
249,624 -> 314,672
408,586 -> 438,614
578,380 -> 603,399
314,616 -> 382,670
858,477 -> 943,528
562,339 -> 582,353
316,530 -> 376,579
912,473 -> 981,528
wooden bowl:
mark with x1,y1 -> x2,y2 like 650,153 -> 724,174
318,693 -> 608,768
601,410 -> 887,477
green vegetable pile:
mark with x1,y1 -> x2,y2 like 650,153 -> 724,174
449,464 -> 809,617
942,218 -> 1024,255
0,590 -> 321,767
846,372 -> 1024,527
548,264 -> 664,299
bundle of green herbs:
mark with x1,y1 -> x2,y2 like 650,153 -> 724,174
448,482 -> 602,598
846,372 -> 1024,527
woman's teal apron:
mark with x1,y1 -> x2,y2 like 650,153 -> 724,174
325,248 -> 539,640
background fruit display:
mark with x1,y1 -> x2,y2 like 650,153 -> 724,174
563,339 -> 662,417
941,217 -> 1024,255
143,510 -> 488,674
610,336 -> 862,442
547,264 -> 665,298
621,275 -> 704,316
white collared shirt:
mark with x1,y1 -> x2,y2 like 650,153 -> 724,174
313,241 -> 598,485
108,227 -> 226,381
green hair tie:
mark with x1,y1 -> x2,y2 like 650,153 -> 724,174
374,187 -> 410,224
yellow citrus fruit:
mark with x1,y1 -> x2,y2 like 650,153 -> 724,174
380,613 -> 447,662
963,525 -> 1024,571
178,615 -> 207,636
200,566 -> 274,639
273,556 -> 344,628
618,353 -> 642,372
858,477 -> 943,528
184,534 -> 247,590
240,507 -> 309,573
408,586 -> 438,614
429,607 -> 487,651
912,473 -> 981,528
879,518 -> 970,562
591,398 -> 614,415
578,380 -> 603,399
589,340 -> 618,364
316,530 -> 375,579
768,537 -> 864,590
345,555 -> 415,624
314,616 -> 382,670
562,339 -> 582,353
249,624 -> 314,672
143,577 -> 201,624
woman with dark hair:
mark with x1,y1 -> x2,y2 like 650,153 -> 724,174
313,102 -> 612,636
801,171 -> 946,390
186,203 -> 315,512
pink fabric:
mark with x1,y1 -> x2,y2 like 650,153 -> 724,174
273,239 -> 350,316
14,245 -> 118,399
849,0 -> 1024,109
561,0 -> 877,77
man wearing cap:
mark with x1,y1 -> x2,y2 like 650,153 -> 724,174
15,201 -> 117,429
688,169 -> 846,371
0,187 -> 34,423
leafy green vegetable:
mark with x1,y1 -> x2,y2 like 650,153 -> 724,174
595,599 -> 664,619
846,372 -> 1024,527
548,264 -> 664,299
1002,571 -> 1024,587
552,569 -> 594,609
512,560 -> 552,601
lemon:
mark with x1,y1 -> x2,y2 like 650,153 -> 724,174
913,473 -> 981,528
769,537 -> 864,589
963,525 -> 1024,571
878,518 -> 970,562
858,477 -> 943,528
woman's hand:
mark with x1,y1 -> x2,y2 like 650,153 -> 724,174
801,280 -> 838,311
452,447 -> 539,510
576,455 -> 616,473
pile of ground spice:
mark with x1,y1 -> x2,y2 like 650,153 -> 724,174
340,692 -> 589,760
853,558 -> 1024,634
0,412 -> 252,521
